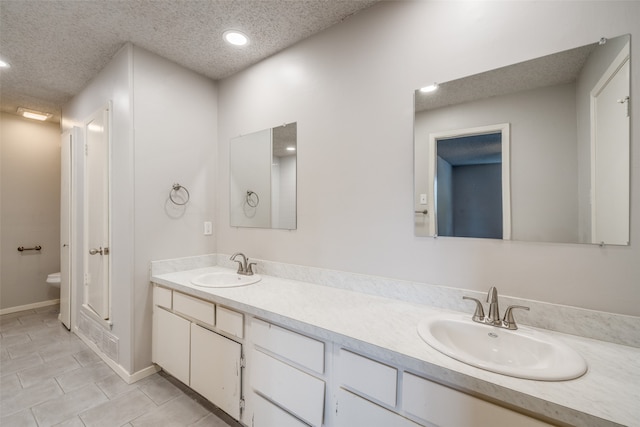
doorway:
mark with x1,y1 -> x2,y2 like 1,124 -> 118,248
428,124 -> 511,239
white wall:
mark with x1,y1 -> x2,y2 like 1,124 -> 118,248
216,1 -> 640,316
62,44 -> 217,374
0,113 -> 61,310
131,45 -> 217,372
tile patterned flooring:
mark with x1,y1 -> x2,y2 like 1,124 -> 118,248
0,305 -> 239,427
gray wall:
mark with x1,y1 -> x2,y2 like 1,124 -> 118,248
216,1 -> 640,316
0,113 -> 61,311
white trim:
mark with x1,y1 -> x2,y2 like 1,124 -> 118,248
0,299 -> 60,316
75,326 -> 160,384
81,303 -> 113,329
428,123 -> 511,239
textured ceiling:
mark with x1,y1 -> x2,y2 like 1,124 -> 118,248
415,42 -> 598,113
0,0 -> 379,123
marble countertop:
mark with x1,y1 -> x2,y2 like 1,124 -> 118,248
151,266 -> 640,427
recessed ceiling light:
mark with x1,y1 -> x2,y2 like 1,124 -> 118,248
419,83 -> 439,93
17,107 -> 52,121
286,146 -> 296,152
223,30 -> 249,46
0,59 -> 10,68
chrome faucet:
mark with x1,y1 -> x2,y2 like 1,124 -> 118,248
463,287 -> 530,330
230,252 -> 256,276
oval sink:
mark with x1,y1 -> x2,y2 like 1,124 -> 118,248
417,312 -> 587,381
191,272 -> 261,288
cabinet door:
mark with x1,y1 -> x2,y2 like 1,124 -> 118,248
191,324 -> 242,420
335,388 -> 422,427
153,307 -> 190,385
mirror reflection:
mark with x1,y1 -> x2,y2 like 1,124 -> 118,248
230,122 -> 297,229
414,34 -> 630,245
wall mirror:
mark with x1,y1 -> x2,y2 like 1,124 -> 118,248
230,122 -> 297,229
414,34 -> 630,245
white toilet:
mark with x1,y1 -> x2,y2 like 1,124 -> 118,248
46,272 -> 61,288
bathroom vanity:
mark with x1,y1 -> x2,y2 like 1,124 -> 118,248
150,257 -> 639,427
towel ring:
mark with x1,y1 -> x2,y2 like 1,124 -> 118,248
246,190 -> 259,207
169,183 -> 190,205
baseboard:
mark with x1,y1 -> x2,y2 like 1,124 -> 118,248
75,327 -> 160,384
0,299 -> 60,315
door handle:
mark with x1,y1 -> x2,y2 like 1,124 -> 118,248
89,247 -> 109,255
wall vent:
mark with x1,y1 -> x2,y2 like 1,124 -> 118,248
78,311 -> 119,363
102,330 -> 119,363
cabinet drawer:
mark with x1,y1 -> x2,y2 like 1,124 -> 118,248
217,306 -> 244,338
338,349 -> 397,406
153,285 -> 172,309
336,388 -> 421,427
252,394 -> 310,427
173,292 -> 215,326
252,318 -> 324,374
402,372 -> 554,427
252,349 -> 325,427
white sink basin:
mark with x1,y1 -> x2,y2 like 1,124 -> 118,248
417,312 -> 587,381
191,272 -> 261,288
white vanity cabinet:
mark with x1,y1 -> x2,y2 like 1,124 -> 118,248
152,285 -> 245,421
151,282 -> 559,427
334,346 -> 554,427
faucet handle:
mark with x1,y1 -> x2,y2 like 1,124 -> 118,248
246,262 -> 257,275
462,296 -> 485,322
502,305 -> 530,330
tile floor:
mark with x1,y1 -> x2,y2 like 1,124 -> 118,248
0,305 -> 240,427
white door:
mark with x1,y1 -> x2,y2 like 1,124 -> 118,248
85,107 -> 110,319
59,131 -> 72,328
591,45 -> 630,245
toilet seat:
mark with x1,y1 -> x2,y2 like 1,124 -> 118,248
46,272 -> 61,284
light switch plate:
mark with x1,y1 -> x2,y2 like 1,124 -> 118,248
204,221 -> 212,235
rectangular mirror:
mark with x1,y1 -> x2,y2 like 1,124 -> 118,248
230,122 -> 297,229
414,34 -> 630,245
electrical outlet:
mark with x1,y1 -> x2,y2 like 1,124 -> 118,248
204,221 -> 212,235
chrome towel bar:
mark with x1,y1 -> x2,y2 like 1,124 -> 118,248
18,245 -> 42,252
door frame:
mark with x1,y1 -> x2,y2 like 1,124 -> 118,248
428,123 -> 511,239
